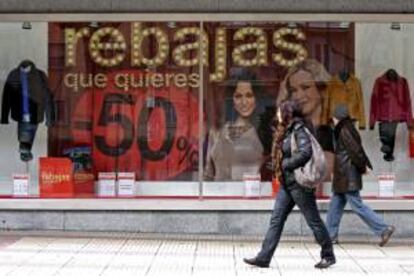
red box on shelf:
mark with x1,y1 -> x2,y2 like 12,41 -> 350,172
39,157 -> 74,198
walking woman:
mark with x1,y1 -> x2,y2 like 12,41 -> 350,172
243,100 -> 336,269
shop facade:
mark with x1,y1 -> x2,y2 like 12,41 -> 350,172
0,4 -> 413,236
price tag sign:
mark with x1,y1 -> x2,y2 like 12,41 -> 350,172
13,174 -> 29,197
98,172 -> 116,197
378,174 -> 395,198
243,173 -> 261,198
117,172 -> 135,197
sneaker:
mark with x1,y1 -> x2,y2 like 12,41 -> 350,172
243,257 -> 269,268
314,258 -> 336,269
379,225 -> 395,247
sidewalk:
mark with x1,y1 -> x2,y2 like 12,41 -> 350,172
0,231 -> 413,275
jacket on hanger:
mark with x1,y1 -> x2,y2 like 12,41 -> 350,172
1,60 -> 54,125
369,71 -> 413,129
322,74 -> 366,129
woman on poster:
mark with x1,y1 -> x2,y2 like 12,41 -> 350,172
203,68 -> 264,181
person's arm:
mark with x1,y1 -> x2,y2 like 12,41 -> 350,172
403,79 -> 413,128
282,126 -> 312,171
41,71 -> 55,126
321,83 -> 332,125
1,76 -> 12,124
355,79 -> 366,129
369,80 -> 379,129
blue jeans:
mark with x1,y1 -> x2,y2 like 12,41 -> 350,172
17,122 -> 38,151
326,191 -> 389,238
256,183 -> 335,264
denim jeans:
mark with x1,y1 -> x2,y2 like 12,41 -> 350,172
326,191 -> 389,238
256,183 -> 335,264
17,122 -> 38,151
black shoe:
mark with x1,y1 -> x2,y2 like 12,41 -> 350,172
384,154 -> 394,162
379,225 -> 395,247
20,151 -> 33,162
243,257 -> 269,268
314,258 -> 336,269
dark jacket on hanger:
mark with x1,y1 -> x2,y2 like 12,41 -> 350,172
369,71 -> 413,129
1,60 -> 54,125
333,117 -> 372,193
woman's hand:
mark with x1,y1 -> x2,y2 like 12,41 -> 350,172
364,166 -> 372,175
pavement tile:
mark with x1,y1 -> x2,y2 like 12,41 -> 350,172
0,232 -> 413,275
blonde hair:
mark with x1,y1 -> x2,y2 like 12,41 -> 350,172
277,59 -> 331,106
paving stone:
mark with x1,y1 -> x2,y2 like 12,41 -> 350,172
0,231 -> 413,275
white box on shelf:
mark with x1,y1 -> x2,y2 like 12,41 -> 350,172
117,172 -> 135,197
98,172 -> 116,197
12,174 -> 29,197
378,173 -> 395,198
243,173 -> 261,198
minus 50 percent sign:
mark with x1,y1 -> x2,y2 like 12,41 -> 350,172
176,136 -> 199,170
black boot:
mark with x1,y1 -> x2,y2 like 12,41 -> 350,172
243,257 -> 269,268
314,257 -> 336,269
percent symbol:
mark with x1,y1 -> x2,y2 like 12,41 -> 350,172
176,136 -> 199,169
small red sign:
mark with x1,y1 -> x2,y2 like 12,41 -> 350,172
39,157 -> 74,198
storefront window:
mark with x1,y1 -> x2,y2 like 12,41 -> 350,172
0,19 -> 413,199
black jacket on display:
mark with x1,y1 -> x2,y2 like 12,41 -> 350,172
333,117 -> 372,193
1,60 -> 54,125
281,118 -> 313,186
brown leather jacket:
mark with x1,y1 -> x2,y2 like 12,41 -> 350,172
332,118 -> 372,193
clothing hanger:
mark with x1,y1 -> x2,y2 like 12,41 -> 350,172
339,68 -> 350,83
385,68 -> 398,81
19,59 -> 35,71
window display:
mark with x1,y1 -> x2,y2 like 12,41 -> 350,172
369,69 -> 413,161
322,72 -> 366,129
1,59 -> 54,162
0,20 -> 413,199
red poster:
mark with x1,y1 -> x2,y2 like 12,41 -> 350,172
39,157 -> 74,197
69,70 -> 199,180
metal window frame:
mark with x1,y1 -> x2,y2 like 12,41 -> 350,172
1,13 -> 414,22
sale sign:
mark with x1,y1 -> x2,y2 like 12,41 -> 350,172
48,22 -> 353,183
70,70 -> 199,180
39,157 -> 74,198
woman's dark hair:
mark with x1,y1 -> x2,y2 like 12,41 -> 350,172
225,68 -> 262,99
223,68 -> 263,127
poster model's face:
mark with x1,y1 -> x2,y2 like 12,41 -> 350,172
288,70 -> 322,118
232,81 -> 256,119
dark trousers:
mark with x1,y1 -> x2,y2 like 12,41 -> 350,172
379,121 -> 398,161
17,122 -> 38,152
256,182 -> 335,263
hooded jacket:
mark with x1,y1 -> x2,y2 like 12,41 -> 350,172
1,60 -> 54,125
333,117 -> 372,193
